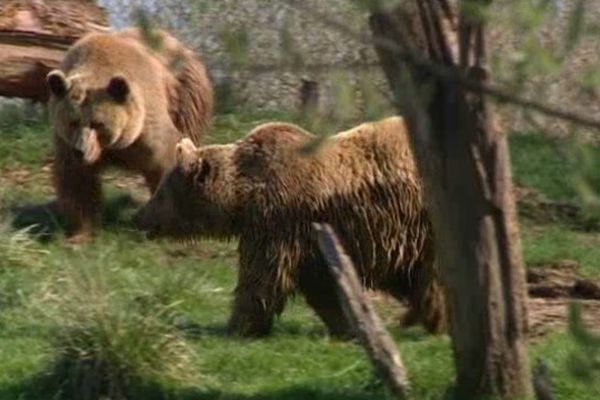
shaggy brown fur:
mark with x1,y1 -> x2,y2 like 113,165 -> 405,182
118,28 -> 213,142
134,117 -> 446,338
46,27 -> 213,241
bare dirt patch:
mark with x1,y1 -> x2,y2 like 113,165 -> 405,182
527,260 -> 600,340
368,259 -> 600,341
1,161 -> 151,206
515,185 -> 600,231
0,162 -> 53,195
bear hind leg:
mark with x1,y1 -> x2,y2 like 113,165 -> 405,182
393,263 -> 447,335
299,267 -> 353,340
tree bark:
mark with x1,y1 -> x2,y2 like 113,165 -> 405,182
369,1 -> 532,398
313,223 -> 410,400
0,0 -> 108,101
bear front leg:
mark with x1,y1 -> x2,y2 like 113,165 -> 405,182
228,243 -> 288,338
228,287 -> 281,338
53,140 -> 102,242
143,169 -> 165,194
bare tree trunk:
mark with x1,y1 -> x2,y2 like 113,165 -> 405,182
0,0 -> 108,100
314,223 -> 410,400
369,1 -> 532,398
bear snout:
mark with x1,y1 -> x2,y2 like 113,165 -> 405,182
72,136 -> 102,165
132,208 -> 158,236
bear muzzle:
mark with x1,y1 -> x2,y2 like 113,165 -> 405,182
74,127 -> 102,164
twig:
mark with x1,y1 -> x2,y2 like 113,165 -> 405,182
285,0 -> 600,131
228,60 -> 381,74
313,222 -> 410,400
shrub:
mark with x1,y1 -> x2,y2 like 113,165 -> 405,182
33,256 -> 199,400
0,217 -> 48,268
0,218 -> 48,309
567,302 -> 600,389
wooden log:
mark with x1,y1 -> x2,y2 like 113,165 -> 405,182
313,222 -> 410,400
0,42 -> 65,100
0,0 -> 108,101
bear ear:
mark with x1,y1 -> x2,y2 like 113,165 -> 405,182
46,70 -> 70,98
176,138 -> 198,170
106,76 -> 130,103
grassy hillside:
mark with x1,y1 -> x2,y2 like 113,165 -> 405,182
0,104 -> 598,399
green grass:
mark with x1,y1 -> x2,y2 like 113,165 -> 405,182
0,103 -> 51,169
510,132 -> 600,202
0,107 -> 599,399
509,131 -> 600,277
521,222 -> 600,277
532,333 -> 600,400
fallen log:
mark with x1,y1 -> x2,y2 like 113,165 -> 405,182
0,0 -> 109,101
313,222 -> 410,400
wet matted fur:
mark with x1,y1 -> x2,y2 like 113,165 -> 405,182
135,117 -> 446,338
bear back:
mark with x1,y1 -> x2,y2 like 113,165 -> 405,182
230,116 -> 430,289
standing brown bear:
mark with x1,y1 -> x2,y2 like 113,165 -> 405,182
46,27 -> 213,242
134,117 -> 446,338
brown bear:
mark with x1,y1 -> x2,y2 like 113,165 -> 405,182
46,27 -> 213,242
134,116 -> 446,338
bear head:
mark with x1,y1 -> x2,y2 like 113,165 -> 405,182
46,70 -> 145,164
134,138 -> 241,240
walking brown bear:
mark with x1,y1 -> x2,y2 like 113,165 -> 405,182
134,117 -> 447,338
46,27 -> 213,242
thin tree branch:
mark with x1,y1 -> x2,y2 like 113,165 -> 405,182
285,0 -> 600,131
227,60 -> 381,74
